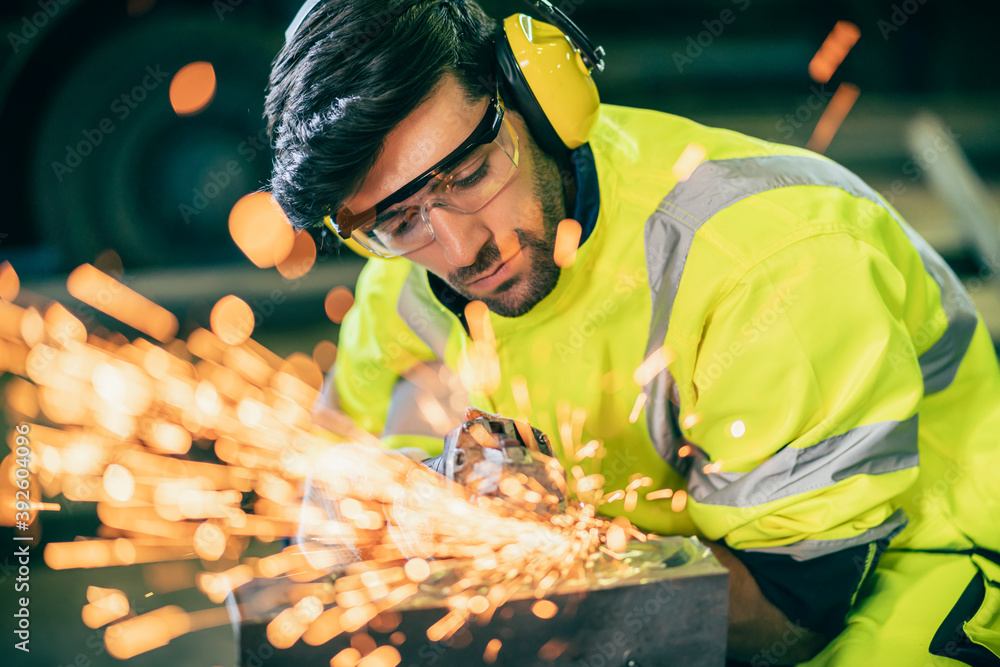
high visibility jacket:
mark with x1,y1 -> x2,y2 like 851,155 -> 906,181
331,104 -> 1000,663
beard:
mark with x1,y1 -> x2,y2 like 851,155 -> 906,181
445,140 -> 566,318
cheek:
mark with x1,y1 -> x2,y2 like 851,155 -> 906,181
499,179 -> 543,230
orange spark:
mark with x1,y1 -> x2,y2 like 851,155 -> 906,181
170,62 -> 216,116
809,21 -> 860,84
324,286 -> 355,324
67,264 -> 178,343
332,648 -> 362,667
211,295 -> 255,346
645,488 -> 673,501
671,142 -> 707,182
0,301 -> 45,347
229,192 -> 295,269
313,340 -> 338,373
465,300 -> 495,347
628,392 -> 648,423
605,523 -> 627,552
671,489 -> 689,513
633,345 -> 677,386
554,219 -> 583,268
483,638 -> 502,664
277,230 -> 318,279
531,599 -> 558,619
806,82 -> 860,154
403,558 -> 430,583
0,261 -> 19,301
681,413 -> 701,430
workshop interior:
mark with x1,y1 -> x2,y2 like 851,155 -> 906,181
1,0 -> 999,665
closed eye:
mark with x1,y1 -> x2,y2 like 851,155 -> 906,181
451,159 -> 489,190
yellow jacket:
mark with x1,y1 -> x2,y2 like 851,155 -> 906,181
331,104 -> 1000,662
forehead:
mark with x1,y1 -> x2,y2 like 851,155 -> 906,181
344,74 -> 486,212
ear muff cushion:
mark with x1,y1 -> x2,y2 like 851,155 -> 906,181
495,24 -> 568,157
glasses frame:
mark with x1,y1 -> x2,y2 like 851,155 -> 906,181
335,85 -> 507,241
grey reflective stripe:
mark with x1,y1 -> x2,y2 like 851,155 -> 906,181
901,230 -> 978,395
643,154 -> 978,466
744,508 -> 908,561
686,416 -> 919,508
397,266 -> 452,360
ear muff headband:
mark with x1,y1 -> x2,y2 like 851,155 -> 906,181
519,0 -> 605,73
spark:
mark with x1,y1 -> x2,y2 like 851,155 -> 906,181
228,192 -> 295,269
465,300 -> 496,348
531,599 -> 558,619
809,21 -> 860,84
671,142 -> 707,182
628,392 -> 648,423
0,260 -> 655,663
483,638 -> 502,664
671,490 -> 689,513
554,219 -> 583,268
681,413 -> 701,430
66,264 -> 178,343
806,82 -> 861,154
170,61 -> 217,116
210,295 -> 255,346
324,286 -> 355,324
277,230 -> 318,280
0,261 -> 20,301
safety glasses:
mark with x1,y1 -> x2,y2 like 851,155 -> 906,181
333,88 -> 520,258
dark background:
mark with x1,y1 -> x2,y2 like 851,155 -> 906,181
1,0 -> 999,665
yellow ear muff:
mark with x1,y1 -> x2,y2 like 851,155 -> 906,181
502,14 -> 600,150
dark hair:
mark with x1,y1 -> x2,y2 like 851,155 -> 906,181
265,0 -> 498,230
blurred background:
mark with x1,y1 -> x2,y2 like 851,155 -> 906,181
1,0 -> 999,665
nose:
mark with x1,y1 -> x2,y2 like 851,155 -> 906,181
426,205 -> 491,267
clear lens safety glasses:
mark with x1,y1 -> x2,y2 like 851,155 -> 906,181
349,115 -> 519,258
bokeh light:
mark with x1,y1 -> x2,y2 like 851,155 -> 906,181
170,62 -> 217,116
324,286 -> 355,324
229,192 -> 295,269
210,295 -> 255,346
276,230 -> 317,279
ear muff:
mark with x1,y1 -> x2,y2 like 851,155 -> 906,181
495,13 -> 601,156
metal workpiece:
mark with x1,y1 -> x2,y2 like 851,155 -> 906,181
234,536 -> 729,667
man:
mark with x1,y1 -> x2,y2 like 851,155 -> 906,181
264,1 -> 1000,664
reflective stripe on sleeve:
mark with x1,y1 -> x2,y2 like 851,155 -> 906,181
686,416 -> 919,508
742,508 -> 908,561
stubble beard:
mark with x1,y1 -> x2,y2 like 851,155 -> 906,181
447,142 -> 566,318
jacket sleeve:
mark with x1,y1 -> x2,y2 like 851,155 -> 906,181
324,261 -> 463,457
681,230 -> 923,558
678,230 -> 927,634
